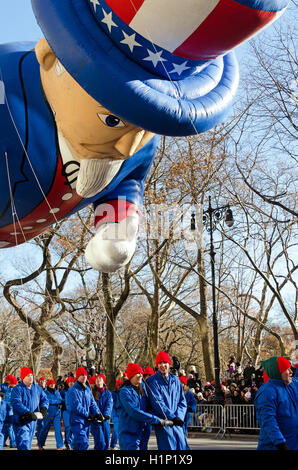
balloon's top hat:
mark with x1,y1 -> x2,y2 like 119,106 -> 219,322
31,0 -> 288,136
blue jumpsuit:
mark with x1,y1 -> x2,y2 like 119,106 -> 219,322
146,371 -> 188,450
38,388 -> 64,449
11,382 -> 49,450
183,391 -> 197,447
67,381 -> 100,450
2,387 -> 16,447
140,381 -> 154,450
118,383 -> 160,450
35,385 -> 46,443
254,368 -> 298,450
0,399 -> 8,450
61,388 -> 72,448
91,388 -> 113,450
110,390 -> 121,449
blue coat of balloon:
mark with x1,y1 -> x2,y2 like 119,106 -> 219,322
11,381 -> 49,450
118,382 -> 160,450
0,42 -> 157,248
254,368 -> 298,450
146,371 -> 188,450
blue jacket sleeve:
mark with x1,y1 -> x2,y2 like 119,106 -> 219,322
254,387 -> 286,446
176,383 -> 188,421
39,387 -> 49,410
119,387 -> 160,425
187,392 -> 197,413
11,387 -> 28,416
102,390 -> 113,417
69,388 -> 89,419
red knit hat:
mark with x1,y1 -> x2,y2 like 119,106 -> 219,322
88,376 -> 96,385
75,367 -> 88,379
263,371 -> 270,383
5,374 -> 12,382
115,380 -> 123,388
155,351 -> 171,367
21,367 -> 33,381
277,356 -> 291,374
9,375 -> 18,385
179,376 -> 187,385
38,377 -> 46,383
47,379 -> 56,386
95,374 -> 106,384
143,367 -> 155,376
126,363 -> 143,380
66,376 -> 75,385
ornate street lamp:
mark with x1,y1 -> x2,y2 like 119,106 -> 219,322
192,196 -> 234,404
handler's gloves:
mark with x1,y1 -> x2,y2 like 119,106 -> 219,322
19,411 -> 37,424
88,413 -> 104,423
276,442 -> 290,451
159,419 -> 174,427
172,417 -> 184,427
40,407 -> 48,417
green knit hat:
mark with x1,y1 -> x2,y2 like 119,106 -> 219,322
261,356 -> 291,380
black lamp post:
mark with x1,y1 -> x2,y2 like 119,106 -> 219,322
192,196 -> 234,405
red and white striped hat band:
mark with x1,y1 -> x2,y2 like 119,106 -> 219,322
93,0 -> 287,66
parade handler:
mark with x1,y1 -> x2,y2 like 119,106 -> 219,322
0,0 -> 288,272
254,356 -> 298,450
118,363 -> 171,450
11,367 -> 49,450
146,351 -> 188,450
67,367 -> 102,450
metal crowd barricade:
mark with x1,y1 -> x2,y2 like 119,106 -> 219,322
189,404 -> 259,438
189,404 -> 224,437
224,404 -> 260,435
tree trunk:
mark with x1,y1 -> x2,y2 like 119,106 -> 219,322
31,332 -> 45,375
148,284 -> 160,366
51,344 -> 63,380
105,309 -> 116,390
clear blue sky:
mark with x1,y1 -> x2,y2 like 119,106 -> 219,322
0,0 -> 42,43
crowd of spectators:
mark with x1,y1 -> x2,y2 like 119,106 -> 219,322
177,356 -> 266,407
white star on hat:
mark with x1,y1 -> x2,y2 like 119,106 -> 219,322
143,49 -> 167,68
90,0 -> 100,12
120,31 -> 142,53
101,9 -> 117,33
169,61 -> 190,76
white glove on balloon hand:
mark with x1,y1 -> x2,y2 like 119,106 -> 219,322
85,216 -> 139,273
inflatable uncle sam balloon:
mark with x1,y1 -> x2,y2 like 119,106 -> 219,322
0,0 -> 288,272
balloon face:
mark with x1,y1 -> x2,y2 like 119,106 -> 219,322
36,39 -> 154,162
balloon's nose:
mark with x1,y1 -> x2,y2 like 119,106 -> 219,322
114,129 -> 153,158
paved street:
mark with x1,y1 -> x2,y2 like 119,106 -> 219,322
2,430 -> 258,451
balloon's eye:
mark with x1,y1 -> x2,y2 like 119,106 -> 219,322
97,113 -> 125,128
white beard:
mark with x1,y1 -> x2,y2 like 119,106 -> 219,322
76,158 -> 123,198
58,132 -> 123,198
